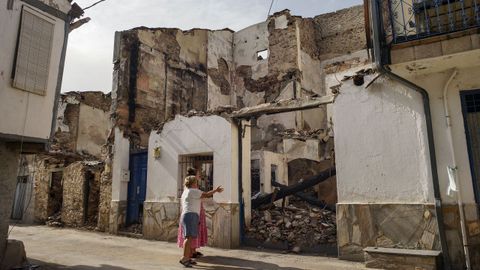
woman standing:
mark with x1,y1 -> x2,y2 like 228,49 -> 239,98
179,168 -> 222,267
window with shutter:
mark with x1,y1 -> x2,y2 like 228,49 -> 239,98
13,7 -> 55,95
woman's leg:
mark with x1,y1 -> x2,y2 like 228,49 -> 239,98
183,236 -> 192,259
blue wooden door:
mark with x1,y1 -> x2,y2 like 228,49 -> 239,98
127,152 -> 148,225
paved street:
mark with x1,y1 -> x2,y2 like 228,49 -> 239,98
9,225 -> 368,270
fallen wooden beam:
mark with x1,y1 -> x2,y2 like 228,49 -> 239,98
230,95 -> 335,119
252,167 -> 336,209
271,181 -> 335,212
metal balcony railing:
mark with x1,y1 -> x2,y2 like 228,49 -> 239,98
385,0 -> 480,43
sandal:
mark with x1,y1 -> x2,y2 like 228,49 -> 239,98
179,259 -> 193,268
189,259 -> 197,265
194,251 -> 204,257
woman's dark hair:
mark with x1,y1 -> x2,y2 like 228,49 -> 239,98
187,167 -> 196,176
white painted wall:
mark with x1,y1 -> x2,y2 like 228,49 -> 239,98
406,66 -> 480,204
112,128 -> 130,201
0,1 -> 69,140
146,115 -> 239,204
76,104 -> 111,157
334,72 -> 435,204
233,21 -> 269,79
251,150 -> 288,194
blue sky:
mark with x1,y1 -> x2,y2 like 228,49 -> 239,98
62,0 -> 363,93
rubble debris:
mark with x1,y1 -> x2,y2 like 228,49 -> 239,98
121,223 -> 143,235
246,199 -> 337,251
45,213 -> 63,227
277,128 -> 328,141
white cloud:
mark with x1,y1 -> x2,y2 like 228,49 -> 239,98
62,0 -> 362,93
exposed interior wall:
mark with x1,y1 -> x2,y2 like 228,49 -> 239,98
51,91 -> 111,158
76,98 -> 111,157
251,150 -> 288,194
113,28 -> 211,149
0,1 -> 67,140
207,30 -> 234,110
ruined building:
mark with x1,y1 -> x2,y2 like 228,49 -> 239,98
12,91 -> 112,231
107,6 -> 366,250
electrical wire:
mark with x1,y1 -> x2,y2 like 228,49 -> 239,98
267,0 -> 275,19
83,0 -> 107,11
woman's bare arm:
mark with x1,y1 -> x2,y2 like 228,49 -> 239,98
201,186 -> 224,198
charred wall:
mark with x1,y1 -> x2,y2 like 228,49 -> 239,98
113,28 -> 210,149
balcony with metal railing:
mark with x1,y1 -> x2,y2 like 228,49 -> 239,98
384,0 -> 480,44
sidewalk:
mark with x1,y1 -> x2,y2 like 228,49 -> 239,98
9,225 -> 368,270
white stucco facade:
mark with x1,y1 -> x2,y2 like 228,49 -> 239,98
0,0 -> 70,141
146,115 -> 239,203
334,72 -> 434,204
333,49 -> 480,206
112,127 -> 130,202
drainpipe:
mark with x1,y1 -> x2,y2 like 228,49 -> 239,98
443,69 -> 471,270
236,119 -> 245,245
369,0 -> 451,268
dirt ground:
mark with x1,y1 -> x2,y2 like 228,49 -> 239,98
9,225 -> 368,270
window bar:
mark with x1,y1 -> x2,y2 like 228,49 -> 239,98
423,0 -> 431,35
434,0 -> 443,33
446,0 -> 455,31
400,0 -> 409,39
411,1 -> 421,39
475,0 -> 480,25
459,0 -> 468,28
388,0 -> 398,43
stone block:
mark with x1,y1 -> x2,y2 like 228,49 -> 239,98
143,201 -> 180,242
441,35 -> 473,55
109,200 -> 127,234
337,204 -> 440,262
391,47 -> 415,64
414,42 -> 442,60
364,247 -> 440,270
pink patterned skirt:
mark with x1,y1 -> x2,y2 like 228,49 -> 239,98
178,203 -> 208,248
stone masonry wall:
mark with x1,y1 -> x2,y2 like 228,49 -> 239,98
61,162 -> 86,226
33,155 -> 66,222
314,5 -> 367,61
337,204 -> 440,261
